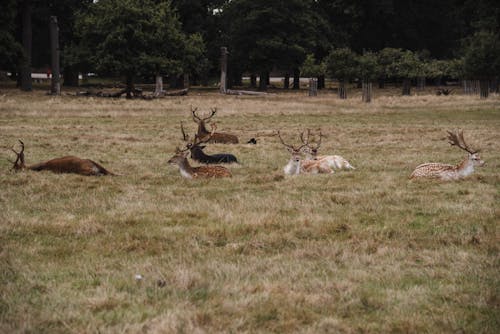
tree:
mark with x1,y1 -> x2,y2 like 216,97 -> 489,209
221,0 -> 317,90
357,52 -> 380,102
325,48 -> 358,99
463,30 -> 500,98
0,0 -> 23,74
76,0 -> 194,97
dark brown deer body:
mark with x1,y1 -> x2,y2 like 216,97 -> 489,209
192,107 -> 239,144
9,141 -> 116,176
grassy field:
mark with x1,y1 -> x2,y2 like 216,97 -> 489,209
0,87 -> 499,333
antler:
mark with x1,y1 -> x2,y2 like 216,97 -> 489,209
191,106 -> 217,123
277,131 -> 308,152
180,121 -> 189,141
447,129 -> 478,154
9,140 -> 25,170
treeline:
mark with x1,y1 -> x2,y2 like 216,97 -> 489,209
1,0 -> 499,97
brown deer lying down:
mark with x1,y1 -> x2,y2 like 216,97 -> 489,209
9,140 -> 116,176
168,125 -> 232,179
409,129 -> 485,180
191,106 -> 239,144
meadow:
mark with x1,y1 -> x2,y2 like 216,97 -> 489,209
0,87 -> 499,333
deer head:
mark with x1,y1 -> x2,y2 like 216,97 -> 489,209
191,106 -> 217,133
447,129 -> 484,166
300,129 -> 324,159
8,140 -> 26,171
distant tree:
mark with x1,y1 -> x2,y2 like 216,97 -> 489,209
0,0 -> 23,74
357,52 -> 380,102
463,30 -> 500,98
376,48 -> 403,88
325,48 -> 358,99
300,54 -> 326,79
222,0 -> 317,91
76,0 -> 195,97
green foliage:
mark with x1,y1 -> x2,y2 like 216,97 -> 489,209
75,0 -> 199,81
463,30 -> 500,79
356,52 -> 380,81
299,54 -> 326,78
376,48 -> 421,80
0,0 -> 23,71
325,48 -> 358,81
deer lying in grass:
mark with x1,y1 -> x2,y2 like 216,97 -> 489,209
409,129 -> 485,180
169,125 -> 232,179
191,107 -> 239,144
181,122 -> 238,164
277,131 -> 330,175
9,140 -> 116,176
301,130 -> 355,171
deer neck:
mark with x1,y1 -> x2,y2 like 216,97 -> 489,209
456,155 -> 475,177
284,157 -> 301,175
177,157 -> 194,179
198,121 -> 209,136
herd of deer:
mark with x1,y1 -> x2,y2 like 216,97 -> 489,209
8,107 -> 485,181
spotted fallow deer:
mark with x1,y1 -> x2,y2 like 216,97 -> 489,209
277,131 -> 329,175
168,124 -> 232,179
8,140 -> 116,176
409,129 -> 485,180
301,129 -> 355,171
191,107 -> 239,144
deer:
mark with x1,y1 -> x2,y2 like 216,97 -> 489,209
168,124 -> 232,179
180,122 -> 238,164
8,140 -> 116,176
277,131 -> 330,175
409,129 -> 485,181
301,129 -> 356,171
191,107 -> 239,144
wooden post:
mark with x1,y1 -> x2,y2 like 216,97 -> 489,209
338,80 -> 347,99
183,73 -> 189,89
220,47 -> 228,94
308,78 -> 318,96
49,16 -> 60,95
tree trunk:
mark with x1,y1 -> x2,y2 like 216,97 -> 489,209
258,71 -> 267,91
362,79 -> 372,103
293,69 -> 300,89
338,80 -> 347,99
318,75 -> 325,89
220,46 -> 228,94
489,77 -> 498,93
20,0 -> 32,91
402,78 -> 411,96
479,80 -> 489,99
126,74 -> 134,99
378,78 -> 385,89
154,74 -> 163,95
50,16 -> 60,95
63,66 -> 79,87
183,73 -> 190,89
250,74 -> 257,88
417,77 -> 425,90
284,72 -> 290,89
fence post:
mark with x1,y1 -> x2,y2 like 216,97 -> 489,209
362,80 -> 372,102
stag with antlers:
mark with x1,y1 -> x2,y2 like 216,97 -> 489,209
8,140 -> 116,176
169,124 -> 232,178
191,107 -> 239,144
181,122 -> 238,164
409,129 -> 485,180
301,129 -> 355,171
277,131 -> 329,175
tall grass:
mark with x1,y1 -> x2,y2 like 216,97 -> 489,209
0,89 -> 499,333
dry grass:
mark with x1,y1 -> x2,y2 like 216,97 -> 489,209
0,87 -> 499,333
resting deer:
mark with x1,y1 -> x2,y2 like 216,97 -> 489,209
409,129 -> 485,180
168,125 -> 232,179
301,130 -> 355,171
8,140 -> 116,176
181,122 -> 238,164
278,131 -> 329,175
191,107 -> 239,144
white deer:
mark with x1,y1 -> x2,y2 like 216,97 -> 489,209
300,130 -> 355,171
409,129 -> 485,181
